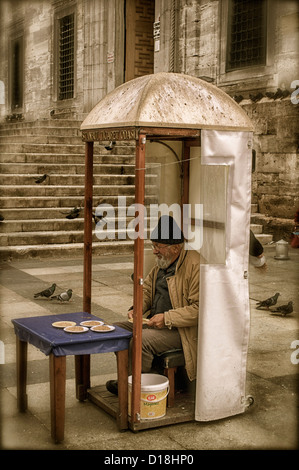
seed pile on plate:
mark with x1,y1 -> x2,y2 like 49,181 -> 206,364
80,320 -> 103,327
92,325 -> 112,331
65,326 -> 87,333
52,321 -> 76,328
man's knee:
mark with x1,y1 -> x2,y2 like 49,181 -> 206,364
114,320 -> 133,332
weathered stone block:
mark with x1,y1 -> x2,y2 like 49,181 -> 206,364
257,153 -> 285,173
258,195 -> 299,219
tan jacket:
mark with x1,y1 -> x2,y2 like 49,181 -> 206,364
143,247 -> 201,381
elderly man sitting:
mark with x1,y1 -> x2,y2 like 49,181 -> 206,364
106,215 -> 201,395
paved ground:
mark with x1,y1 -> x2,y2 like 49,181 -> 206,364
0,244 -> 298,451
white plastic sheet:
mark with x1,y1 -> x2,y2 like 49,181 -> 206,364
195,130 -> 253,421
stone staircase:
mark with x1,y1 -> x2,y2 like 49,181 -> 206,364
0,119 -> 272,260
0,119 -> 158,260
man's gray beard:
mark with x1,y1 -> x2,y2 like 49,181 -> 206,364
156,256 -> 172,269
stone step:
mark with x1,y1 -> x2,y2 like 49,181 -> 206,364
0,240 -> 134,261
0,134 -> 85,145
251,203 -> 258,213
0,204 -> 156,220
0,218 -> 86,233
0,162 -> 136,175
0,215 -> 153,233
254,233 -> 273,245
0,173 -> 156,186
250,223 -> 263,235
0,183 -> 153,197
0,126 -> 81,137
0,143 -> 87,155
0,119 -> 84,129
0,153 -> 135,164
0,195 -> 86,209
0,226 -> 143,246
0,194 -> 156,209
0,207 -> 71,219
0,142 -> 135,156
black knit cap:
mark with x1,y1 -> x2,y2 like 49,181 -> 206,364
150,215 -> 184,245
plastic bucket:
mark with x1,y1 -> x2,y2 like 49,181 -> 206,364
128,374 -> 169,420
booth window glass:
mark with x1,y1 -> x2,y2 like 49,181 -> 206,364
143,141 -> 183,277
144,142 -> 228,273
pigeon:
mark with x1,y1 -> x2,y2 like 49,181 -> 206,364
273,88 -> 283,100
92,212 -> 105,224
281,89 -> 290,99
62,207 -> 82,219
233,95 -> 244,103
105,141 -> 116,151
51,289 -> 73,302
256,292 -> 280,310
34,283 -> 56,299
265,92 -> 275,99
249,92 -> 264,103
270,301 -> 294,317
35,174 -> 48,184
92,198 -> 107,223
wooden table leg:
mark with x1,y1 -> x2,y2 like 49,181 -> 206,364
49,354 -> 66,443
116,349 -> 129,430
75,354 -> 91,401
16,337 -> 28,412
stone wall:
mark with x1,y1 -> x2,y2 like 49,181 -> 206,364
241,98 -> 299,221
0,0 -> 124,121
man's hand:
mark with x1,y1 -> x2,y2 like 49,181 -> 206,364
147,313 -> 165,329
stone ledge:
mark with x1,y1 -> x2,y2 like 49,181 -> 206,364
250,214 -> 294,242
0,241 -> 134,261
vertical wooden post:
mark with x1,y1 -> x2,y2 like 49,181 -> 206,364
83,141 -> 94,314
16,337 -> 27,412
116,349 -> 129,430
81,140 -> 93,400
49,354 -> 66,443
131,133 -> 146,424
75,354 -> 91,401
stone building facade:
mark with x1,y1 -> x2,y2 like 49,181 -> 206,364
0,0 -> 298,235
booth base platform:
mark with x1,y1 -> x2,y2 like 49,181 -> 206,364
87,385 -> 195,432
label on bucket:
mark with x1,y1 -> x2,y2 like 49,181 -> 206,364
147,394 -> 156,401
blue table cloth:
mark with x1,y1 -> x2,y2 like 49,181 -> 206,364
12,312 -> 132,357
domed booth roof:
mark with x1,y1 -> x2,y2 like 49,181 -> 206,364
81,72 -> 253,133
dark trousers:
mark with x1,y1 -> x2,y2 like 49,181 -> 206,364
115,321 -> 182,374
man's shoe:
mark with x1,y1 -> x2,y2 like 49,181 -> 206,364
106,380 -> 118,396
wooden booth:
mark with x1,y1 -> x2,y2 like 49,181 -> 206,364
80,72 -> 254,431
